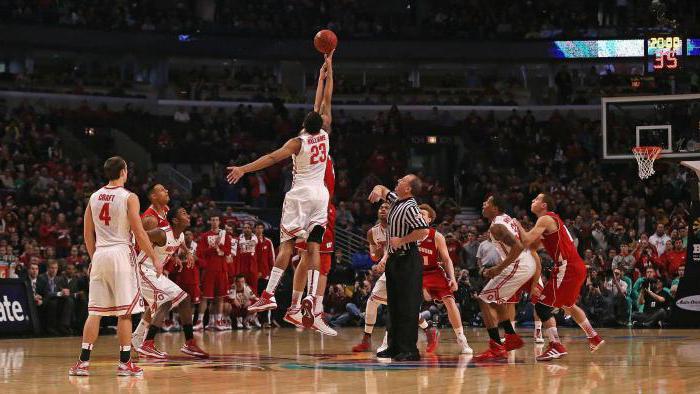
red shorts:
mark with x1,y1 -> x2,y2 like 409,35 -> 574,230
202,271 -> 229,299
178,282 -> 201,304
508,278 -> 544,304
540,261 -> 586,308
422,268 -> 453,301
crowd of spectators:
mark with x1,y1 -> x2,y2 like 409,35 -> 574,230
3,0 -> 698,40
0,93 -> 693,337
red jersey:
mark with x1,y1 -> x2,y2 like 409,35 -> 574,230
418,228 -> 440,271
166,239 -> 200,285
237,234 -> 258,274
256,236 -> 275,278
197,229 -> 232,273
142,205 -> 169,227
541,212 -> 585,270
325,156 -> 335,199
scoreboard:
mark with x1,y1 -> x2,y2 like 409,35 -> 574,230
646,35 -> 683,72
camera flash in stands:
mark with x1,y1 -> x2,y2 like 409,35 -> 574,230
427,136 -> 437,144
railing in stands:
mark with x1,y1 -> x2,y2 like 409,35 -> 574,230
158,165 -> 192,198
335,226 -> 369,266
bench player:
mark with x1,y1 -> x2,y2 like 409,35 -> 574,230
416,204 -> 473,354
516,193 -> 605,361
228,52 -> 335,329
285,156 -> 337,336
473,195 -> 539,362
133,207 -> 208,359
69,156 -> 156,377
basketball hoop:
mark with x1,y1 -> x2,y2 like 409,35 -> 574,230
632,146 -> 662,179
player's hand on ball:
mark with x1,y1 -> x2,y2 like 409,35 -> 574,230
226,166 -> 245,184
389,237 -> 402,249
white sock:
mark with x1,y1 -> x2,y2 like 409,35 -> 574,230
364,299 -> 379,334
578,318 -> 598,338
418,319 -> 429,330
172,312 -> 179,324
135,319 -> 149,336
548,327 -> 560,343
266,267 -> 284,294
534,320 -> 542,331
197,313 -> 204,323
292,291 -> 303,307
314,295 -> 324,314
453,326 -> 464,337
307,270 -> 320,297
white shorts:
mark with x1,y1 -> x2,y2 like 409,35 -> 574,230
479,252 -> 536,304
369,273 -> 387,305
280,186 -> 329,243
137,263 -> 188,311
88,245 -> 144,316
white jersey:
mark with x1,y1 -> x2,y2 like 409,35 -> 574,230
490,213 -> 522,260
137,226 -> 184,268
291,129 -> 329,190
370,223 -> 388,259
89,186 -> 132,248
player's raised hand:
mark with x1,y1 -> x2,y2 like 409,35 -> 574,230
226,166 -> 245,184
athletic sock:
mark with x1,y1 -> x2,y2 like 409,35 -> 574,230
134,318 -> 149,336
547,327 -> 561,343
307,270 -> 320,297
364,299 -> 379,334
197,313 -> 204,324
119,345 -> 131,363
292,291 -> 303,307
183,324 -> 194,341
265,267 -> 284,294
499,320 -> 516,335
534,320 -> 542,331
487,327 -> 501,343
146,325 -> 159,341
363,332 -> 372,341
578,318 -> 598,338
314,295 -> 324,314
418,319 -> 429,330
80,343 -> 93,362
453,326 -> 464,337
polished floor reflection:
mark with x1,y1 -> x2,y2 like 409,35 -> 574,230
2,327 -> 700,393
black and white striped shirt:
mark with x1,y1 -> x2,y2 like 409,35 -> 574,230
385,191 -> 429,254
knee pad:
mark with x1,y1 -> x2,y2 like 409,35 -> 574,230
306,225 -> 325,244
320,253 -> 331,276
535,302 -> 554,321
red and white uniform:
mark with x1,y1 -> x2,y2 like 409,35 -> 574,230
87,186 -> 143,316
198,229 -> 232,298
135,226 -> 188,311
419,228 -> 453,300
369,223 -> 388,305
539,212 -> 587,308
256,235 -> 275,281
280,130 -> 330,242
296,157 -> 335,275
165,239 -> 201,304
237,234 -> 258,294
143,205 -> 169,227
479,213 -> 536,304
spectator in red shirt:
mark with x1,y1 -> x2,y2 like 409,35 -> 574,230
196,216 -> 233,331
39,214 -> 57,248
444,232 -> 462,268
660,239 -> 686,280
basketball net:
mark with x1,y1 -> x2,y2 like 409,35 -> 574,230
632,146 -> 662,180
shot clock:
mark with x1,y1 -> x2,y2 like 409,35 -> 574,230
646,35 -> 683,72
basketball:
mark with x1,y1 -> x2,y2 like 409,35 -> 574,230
314,29 -> 337,54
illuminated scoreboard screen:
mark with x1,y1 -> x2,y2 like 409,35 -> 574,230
645,36 -> 682,72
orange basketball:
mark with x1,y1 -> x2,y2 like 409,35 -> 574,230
314,29 -> 337,54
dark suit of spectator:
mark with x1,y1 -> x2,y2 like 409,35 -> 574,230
37,271 -> 74,335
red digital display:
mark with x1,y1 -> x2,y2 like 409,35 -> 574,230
653,51 -> 678,70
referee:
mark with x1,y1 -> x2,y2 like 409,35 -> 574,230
369,174 -> 429,361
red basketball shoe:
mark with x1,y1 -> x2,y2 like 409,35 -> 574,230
301,295 -> 315,328
535,342 -> 568,362
425,326 -> 440,353
504,333 -> 524,351
180,339 -> 209,359
136,339 -> 168,359
352,335 -> 371,352
68,361 -> 89,376
588,335 -> 605,352
248,291 -> 277,313
117,360 -> 144,377
283,306 -> 304,328
473,339 -> 507,362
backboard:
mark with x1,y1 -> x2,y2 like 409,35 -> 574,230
602,94 -> 700,159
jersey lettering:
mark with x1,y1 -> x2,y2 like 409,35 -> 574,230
310,143 -> 327,164
99,203 -> 111,226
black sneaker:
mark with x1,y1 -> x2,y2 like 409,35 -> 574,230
376,349 -> 396,359
393,352 -> 420,362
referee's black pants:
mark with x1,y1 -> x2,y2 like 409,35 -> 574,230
385,245 -> 423,355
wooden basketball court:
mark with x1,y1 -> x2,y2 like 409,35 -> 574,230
2,327 -> 699,393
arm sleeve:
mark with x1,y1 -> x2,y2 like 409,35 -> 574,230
386,191 -> 398,204
405,204 -> 429,231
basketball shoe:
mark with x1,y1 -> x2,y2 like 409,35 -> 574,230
504,333 -> 524,351
68,361 -> 90,376
535,342 -> 568,362
180,339 -> 209,359
473,339 -> 507,362
283,306 -> 304,328
376,332 -> 389,354
136,340 -> 168,359
534,328 -> 545,344
193,321 -> 204,331
352,334 -> 371,352
425,326 -> 440,353
310,312 -> 337,336
249,291 -> 277,313
588,335 -> 605,352
300,295 -> 316,328
457,333 -> 473,354
117,361 -> 144,377
131,329 -> 146,350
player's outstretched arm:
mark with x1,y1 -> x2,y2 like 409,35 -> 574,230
484,223 -> 524,279
320,51 -> 334,131
368,185 -> 390,203
128,194 -> 159,274
226,138 -> 302,184
313,60 -> 327,114
83,203 -> 96,260
516,215 -> 555,248
435,232 -> 458,290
